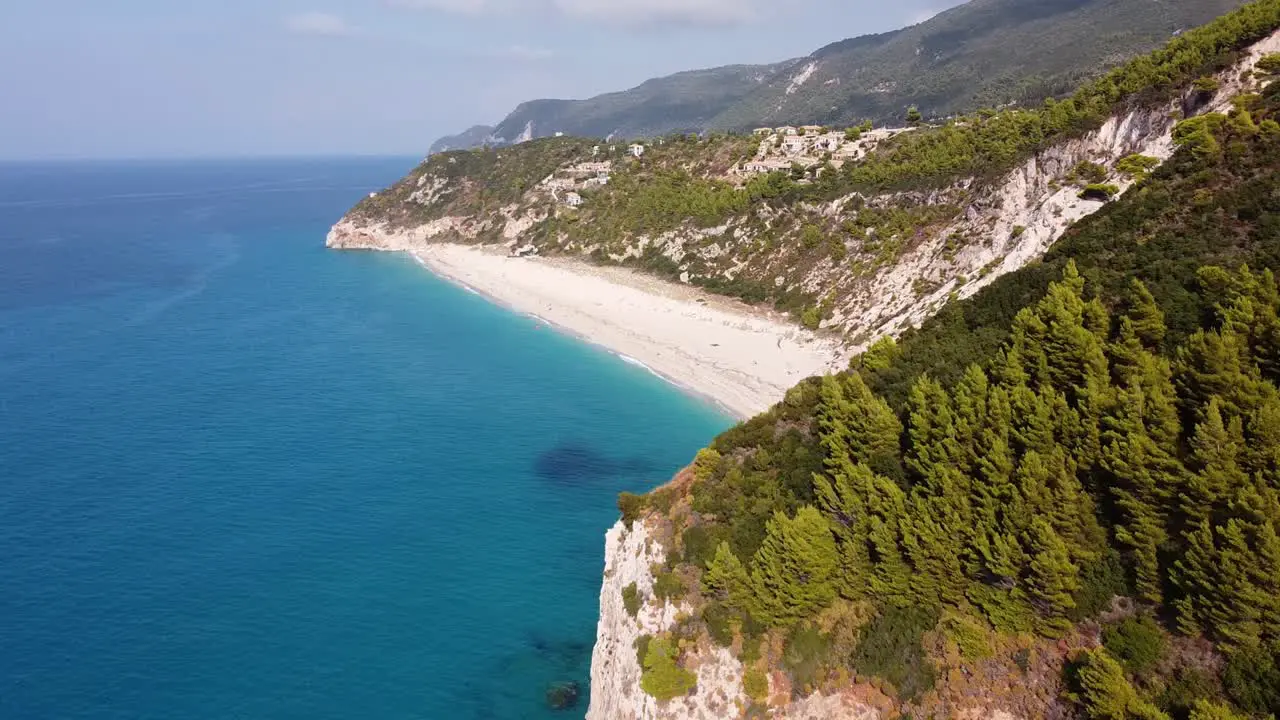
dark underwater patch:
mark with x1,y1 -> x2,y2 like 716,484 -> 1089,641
533,442 -> 657,484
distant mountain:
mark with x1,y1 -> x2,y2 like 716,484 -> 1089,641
708,0 -> 1250,130
429,63 -> 798,155
429,125 -> 499,154
430,0 -> 1248,152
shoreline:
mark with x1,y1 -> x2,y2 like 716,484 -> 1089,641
408,244 -> 847,420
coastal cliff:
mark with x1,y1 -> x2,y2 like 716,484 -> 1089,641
327,28 -> 1280,355
325,4 -> 1280,715
587,518 -> 883,720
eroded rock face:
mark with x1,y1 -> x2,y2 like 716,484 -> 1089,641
585,520 -> 752,720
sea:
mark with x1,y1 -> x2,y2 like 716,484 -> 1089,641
0,158 -> 732,719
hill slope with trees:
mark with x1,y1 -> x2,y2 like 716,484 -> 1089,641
615,7 -> 1280,716
430,0 -> 1247,152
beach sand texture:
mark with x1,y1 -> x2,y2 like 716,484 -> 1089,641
413,244 -> 847,419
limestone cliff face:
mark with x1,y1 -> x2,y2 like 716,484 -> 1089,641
586,519 -> 882,720
836,28 -> 1280,348
586,520 -> 749,720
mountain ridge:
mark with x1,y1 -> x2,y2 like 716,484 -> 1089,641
430,0 -> 1247,153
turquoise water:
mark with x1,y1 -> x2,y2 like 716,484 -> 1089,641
0,159 -> 732,719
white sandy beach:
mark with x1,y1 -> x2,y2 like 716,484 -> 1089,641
411,244 -> 847,419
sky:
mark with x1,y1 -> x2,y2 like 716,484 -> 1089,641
0,0 -> 963,160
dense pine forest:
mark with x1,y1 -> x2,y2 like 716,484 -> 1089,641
620,5 -> 1280,717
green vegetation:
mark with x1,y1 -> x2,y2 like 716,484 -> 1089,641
1256,52 -> 1280,73
1103,615 -> 1167,674
618,492 -> 646,529
628,66 -> 1280,714
1222,641 -> 1280,715
837,0 -> 1280,191
1116,154 -> 1160,179
622,582 -> 642,618
1080,183 -> 1121,201
852,606 -> 939,701
1070,648 -> 1169,719
640,635 -> 697,701
710,0 -> 1249,134
743,665 -> 769,701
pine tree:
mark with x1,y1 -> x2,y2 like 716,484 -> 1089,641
704,541 -> 751,611
818,373 -> 904,479
863,472 -> 914,604
1183,398 -> 1248,529
1024,518 -> 1081,636
906,375 -> 964,480
1072,648 -> 1171,720
813,461 -> 872,596
1123,278 -> 1167,350
1243,395 -> 1280,485
1172,484 -> 1280,650
1187,700 -> 1248,720
1102,382 -> 1184,603
1016,447 -> 1104,564
750,506 -> 840,625
901,492 -> 970,604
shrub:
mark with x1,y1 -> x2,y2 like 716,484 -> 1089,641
1222,641 -> 1280,716
1071,161 -> 1109,185
940,612 -> 994,660
681,523 -> 725,568
801,223 -> 824,249
1257,52 -> 1280,74
652,569 -> 685,603
1068,648 -> 1167,720
1102,615 -> 1167,675
1014,648 -> 1032,673
1193,76 -> 1222,94
1080,183 -> 1121,201
743,665 -> 769,702
618,492 -> 646,529
783,622 -> 833,693
622,582 -> 642,618
801,306 -> 822,330
1116,154 -> 1160,179
634,634 -> 652,667
1071,548 -> 1130,620
1012,225 -> 1026,237
853,605 -> 939,702
1158,667 -> 1222,719
701,601 -> 735,647
640,635 -> 697,701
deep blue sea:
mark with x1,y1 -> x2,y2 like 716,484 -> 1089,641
0,158 -> 731,719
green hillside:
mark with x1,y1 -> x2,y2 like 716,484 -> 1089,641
711,0 -> 1248,130
431,0 -> 1247,152
620,4 -> 1280,718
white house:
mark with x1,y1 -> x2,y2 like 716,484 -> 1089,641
801,125 -> 824,136
782,135 -> 809,154
564,192 -> 583,207
628,143 -> 646,157
776,126 -> 799,136
815,133 -> 844,152
753,128 -> 774,136
739,158 -> 794,175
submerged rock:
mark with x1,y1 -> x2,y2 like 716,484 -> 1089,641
545,681 -> 580,711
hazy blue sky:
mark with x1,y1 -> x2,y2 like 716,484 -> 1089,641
0,0 -> 962,160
